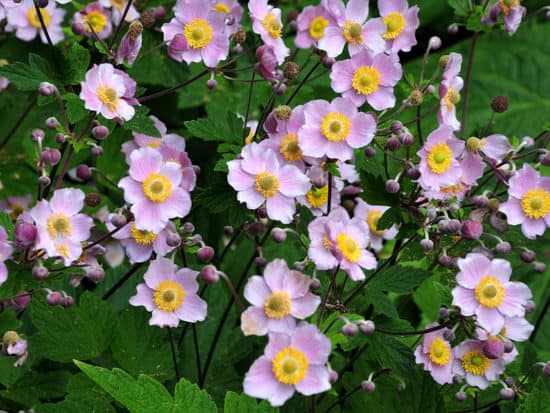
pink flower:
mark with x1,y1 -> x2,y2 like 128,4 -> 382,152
162,0 -> 229,68
241,259 -> 320,336
308,207 -> 376,281
29,188 -> 93,266
1,331 -> 28,367
317,0 -> 386,58
80,63 -> 138,122
299,97 -> 376,161
452,339 -> 505,389
210,0 -> 243,36
118,147 -> 192,233
451,253 -> 532,334
6,0 -> 65,45
499,164 -> 550,239
243,323 -> 331,406
330,49 -> 402,109
0,194 -> 32,220
414,323 -> 454,384
227,143 -> 310,224
255,45 -> 280,81
98,0 -> 139,24
483,1 -> 526,35
476,316 -> 533,343
375,0 -> 419,53
129,257 -> 207,327
296,166 -> 342,216
438,53 -> 463,131
116,23 -> 142,66
353,198 -> 398,252
417,125 -> 464,191
0,226 -> 13,286
73,2 -> 112,40
248,0 -> 289,64
295,4 -> 335,49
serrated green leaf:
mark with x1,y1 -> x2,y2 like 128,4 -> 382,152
0,308 -> 22,333
359,172 -> 399,207
0,53 -> 60,91
62,93 -> 88,124
1,370 -> 71,407
0,211 -> 14,239
185,112 -> 244,145
517,378 -> 550,413
369,334 -> 415,379
60,43 -> 90,85
122,106 -> 160,136
224,391 -> 279,413
377,207 -> 401,231
371,265 -> 432,294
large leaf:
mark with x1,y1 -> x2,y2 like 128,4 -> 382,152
0,53 -> 60,91
517,378 -> 550,413
185,112 -> 244,145
370,265 -> 432,294
224,392 -> 279,413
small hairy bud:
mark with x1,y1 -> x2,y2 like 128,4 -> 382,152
38,82 -> 55,97
257,207 -> 268,219
61,296 -> 75,308
525,300 -> 536,313
232,28 -> 246,44
386,137 -> 401,151
491,95 -> 509,113
248,222 -> 265,236
495,242 -> 511,254
45,117 -> 59,129
406,166 -> 420,180
500,388 -> 515,400
255,257 -> 267,267
293,261 -> 305,271
40,148 -> 61,165
482,338 -> 504,359
420,239 -> 434,251
364,147 -> 376,157
274,105 -> 292,121
76,164 -> 92,181
385,180 -> 400,194
439,307 -> 450,319
31,128 -> 45,141
166,232 -> 181,247
71,22 -> 86,35
534,262 -> 546,273
88,266 -> 105,282
111,214 -> 127,228
155,6 -> 166,19
361,380 -> 376,393
200,265 -> 219,284
455,391 -> 467,402
439,255 -> 453,268
14,221 -> 37,248
390,121 -> 403,134
283,62 -> 300,80
55,133 -> 66,144
223,225 -> 233,235
443,329 -> 455,341
409,89 -> 423,105
182,222 -> 195,234
521,136 -> 534,148
310,278 -> 321,290
328,371 -> 338,385
206,79 -> 218,89
503,340 -> 514,353
197,246 -> 215,263
38,176 -> 51,186
426,84 -> 435,94
271,228 -> 287,243
140,9 -> 155,28
428,36 -> 442,50
539,152 -> 550,166
32,264 -> 48,280
92,125 -> 109,140
46,291 -> 62,306
321,55 -> 335,69
520,249 -> 536,263
359,320 -> 375,335
543,361 -> 550,377
273,82 -> 287,95
342,322 -> 359,337
447,23 -> 459,35
85,192 -> 101,207
461,220 -> 483,240
400,132 -> 414,146
471,195 -> 489,208
91,146 -> 103,156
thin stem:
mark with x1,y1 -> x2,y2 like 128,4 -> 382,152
530,289 -> 550,343
138,69 -> 210,103
416,105 -> 423,145
192,324 -> 202,382
285,59 -> 322,105
242,70 -> 256,141
323,384 -> 361,413
107,0 -> 133,50
102,263 -> 143,300
0,96 -> 35,151
473,392 -> 478,413
83,224 -> 124,251
375,323 -> 449,336
168,328 -> 181,381
326,172 -> 333,215
460,32 -> 479,137
317,266 -> 339,327
54,145 -> 74,190
32,0 -> 53,47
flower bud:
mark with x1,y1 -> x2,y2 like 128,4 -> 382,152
426,84 -> 435,94
111,214 -> 127,227
223,225 -> 233,235
491,95 -> 509,113
534,262 -> 546,273
390,121 -> 403,134
471,195 -> 489,208
520,249 -> 536,263
396,383 -> 405,393
310,278 -> 321,290
385,180 -> 400,193
505,377 -> 515,387
500,388 -> 514,400
206,79 -> 218,89
364,147 -> 376,157
166,232 -> 181,247
521,136 -> 534,148
439,307 -> 449,319
87,266 -> 105,282
543,361 -> 550,377
342,322 -> 358,337
443,329 -> 455,341
32,264 -> 49,280
359,320 -> 375,335
10,291 -> 31,311
168,34 -> 187,55
45,117 -> 59,129
482,338 -> 504,359
232,28 -> 246,44
31,128 -> 45,141
292,261 -> 304,272
40,148 -> 61,165
72,21 -> 86,35
503,340 -> 514,353
197,246 -> 215,263
200,265 -> 219,284
76,164 -> 92,181
386,137 -> 401,151
428,36 -> 442,50
91,146 -> 103,156
61,296 -> 74,308
46,291 -> 62,306
426,205 -> 437,220
271,228 -> 286,243
495,242 -> 511,255
539,152 -> 550,167
438,255 -> 453,267
255,256 -> 267,267
455,391 -> 467,402
489,213 -> 508,233
233,44 -> 243,54
257,207 -> 268,219
406,166 -> 420,180
328,371 -> 338,385
273,82 -> 287,95
361,380 -> 376,393
14,221 -> 37,248
461,220 -> 483,240
192,234 -> 203,244
321,55 -> 335,69
420,239 -> 434,251
38,82 -> 55,97
55,133 -> 66,144
92,125 -> 109,140
409,89 -> 423,105
447,23 -> 459,35
525,300 -> 536,313
283,62 -> 300,80
400,132 -> 414,146
182,222 -> 195,234
85,193 -> 101,207
140,9 -> 156,28
248,222 -> 265,236
449,203 -> 460,214
38,175 -> 51,186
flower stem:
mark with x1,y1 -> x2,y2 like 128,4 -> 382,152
107,0 -> 133,50
168,328 -> 180,381
460,32 -> 479,137
0,95 -> 35,151
102,263 -> 143,300
242,70 -> 256,141
32,0 -> 53,47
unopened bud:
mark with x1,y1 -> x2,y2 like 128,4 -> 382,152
91,125 -> 109,140
322,55 -> 335,69
342,322 -> 358,337
257,206 -> 268,219
525,300 -> 536,313
197,246 -> 215,263
447,23 -> 459,35
155,6 -> 166,19
46,291 -> 62,306
206,79 -> 218,89
520,249 -> 536,263
45,117 -> 59,129
461,220 -> 483,240
482,338 -> 504,359
400,132 -> 414,146
439,307 -> 450,319
283,62 -> 300,80
166,232 -> 181,247
38,82 -> 55,97
471,195 -> 489,208
271,228 -> 286,243
409,89 -> 423,105
521,136 -> 534,148
55,133 -> 66,144
248,222 -> 265,236
38,175 -> 50,186
420,239 -> 434,251
91,146 -> 103,156
111,214 -> 127,227
72,21 -> 86,35
495,242 -> 511,254
386,137 -> 400,151
273,82 -> 287,95
364,147 -> 376,157
491,95 -> 509,113
61,296 -> 74,308
500,388 -> 514,400
182,222 -> 195,233
328,371 -> 338,385
428,36 -> 442,50
255,256 -> 267,267
310,278 -> 321,290
31,128 -> 45,141
503,340 -> 514,353
14,221 -> 37,248
85,193 -> 101,207
32,264 -> 49,280
543,361 -> 550,377
200,265 -> 219,284
361,380 -> 376,393
534,262 -> 546,273
443,329 -> 455,341
223,225 -> 233,235
386,180 -> 400,193
455,391 -> 467,402
359,320 -> 375,334
390,121 -> 403,134
76,164 -> 92,181
87,266 -> 105,282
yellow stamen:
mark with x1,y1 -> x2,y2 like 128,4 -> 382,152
142,173 -> 173,202
382,12 -> 406,39
84,10 -> 108,34
342,20 -> 363,44
366,210 -> 384,236
279,133 -> 303,162
110,0 -> 125,10
130,223 -> 157,245
153,280 -> 185,312
429,337 -> 452,366
309,16 -> 328,39
443,87 -> 461,111
272,347 -> 308,385
352,66 -> 381,96
321,112 -> 351,142
47,213 -> 72,238
462,350 -> 490,375
96,86 -> 119,112
27,7 -> 51,29
336,233 -> 360,263
255,171 -> 279,198
263,291 -> 292,319
521,188 -> 550,219
262,13 -> 282,38
427,143 -> 453,174
306,185 -> 329,209
214,3 -> 230,14
500,0 -> 520,16
184,18 -> 214,49
475,276 -> 505,308
56,244 -> 70,258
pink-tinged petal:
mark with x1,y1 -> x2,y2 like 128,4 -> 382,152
126,242 -> 153,263
317,25 -> 345,58
347,113 -> 375,147
129,283 -> 155,311
263,259 -> 288,291
499,282 -> 531,317
360,19 -> 387,54
346,0 -> 369,22
160,188 -> 192,221
131,201 -> 164,233
330,60 -> 354,92
372,53 -> 402,86
149,309 -> 180,327
144,256 -> 176,289
326,140 -> 353,161
485,358 -> 505,381
244,275 -> 271,306
0,263 -> 7,286
50,188 -> 85,215
504,317 -> 533,342
465,373 -> 489,390
378,0 -> 408,16
357,250 -> 377,270
266,316 -> 297,334
265,332 -> 292,360
266,194 -> 296,224
70,214 -> 93,242
291,295 -> 321,318
243,356 -> 295,407
499,198 -> 525,226
237,188 -> 265,210
429,363 -> 454,385
119,177 -> 145,204
451,286 -> 477,316
456,253 -> 490,288
291,324 -> 331,364
277,165 -> 310,197
299,126 -> 329,158
475,306 -> 504,335
367,86 -> 396,111
202,34 -> 229,68
175,293 -> 207,323
521,218 -> 546,239
342,261 -> 365,281
129,147 -> 162,182
159,161 -> 183,187
227,160 -> 255,191
508,164 -> 539,198
296,364 -> 331,395
241,306 -> 269,336
282,269 -> 311,298
116,100 -> 135,121
308,245 -> 338,270
173,268 -> 199,294
488,259 -> 512,283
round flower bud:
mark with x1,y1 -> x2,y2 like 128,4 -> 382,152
426,205 -> 437,220
505,377 -> 515,387
472,246 -> 494,260
271,228 -> 286,243
206,79 -> 218,89
447,23 -> 459,35
200,265 -> 219,284
491,95 -> 509,113
248,222 -> 265,236
273,82 -> 287,95
520,249 -> 536,263
233,44 -> 243,54
14,221 -> 37,248
364,147 -> 376,157
169,34 -> 187,54
45,117 -> 59,129
182,222 -> 195,234
525,300 -> 536,314
439,307 -> 450,319
40,148 -> 61,165
192,234 -> 203,244
166,232 -> 181,247
232,28 -> 246,44
31,128 -> 45,141
471,195 -> 489,209
361,380 -> 376,393
386,180 -> 400,194
443,329 -> 455,342
409,89 -> 423,105
455,391 -> 467,402
55,133 -> 66,144
420,239 -> 434,251
426,84 -> 435,94
140,9 -> 156,28
197,246 -> 215,263
495,241 -> 512,255
452,375 -> 463,384
32,264 -> 49,280
223,225 -> 234,235
46,291 -> 62,306
406,166 -> 420,180
155,6 -> 166,19
38,175 -> 51,186
543,361 -> 550,377
257,207 -> 268,219
461,220 -> 483,240
38,82 -> 55,97
386,137 -> 401,151
439,255 -> 453,268
111,214 -> 127,228
71,21 -> 86,35
359,320 -> 375,335
342,322 -> 358,337
283,62 -> 300,80
521,136 -> 534,148
10,291 -> 31,311
76,164 -> 92,181
400,132 -> 414,146
439,219 -> 452,233
390,121 -> 403,134
396,383 -> 405,393
489,213 -> 508,233
439,55 -> 449,68
91,125 -> 109,140
291,262 -> 304,272
449,203 -> 460,214
482,338 -> 504,359
328,371 -> 338,385
534,262 -> 546,273
428,36 -> 442,50
321,55 -> 335,69
61,296 -> 75,308
503,340 -> 514,353
255,256 -> 267,267
87,266 -> 105,282
91,146 -> 103,156
310,278 -> 321,290
85,193 -> 101,207
500,388 -> 515,400
539,152 -> 550,167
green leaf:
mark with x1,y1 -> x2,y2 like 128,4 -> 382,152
223,392 -> 279,413
29,292 -> 116,362
0,53 -> 60,91
1,370 -> 71,407
62,93 -> 88,124
359,172 -> 399,207
517,378 -> 550,413
122,106 -> 160,137
0,308 -> 22,333
185,112 -> 244,145
363,289 -> 399,318
371,265 -> 432,294
377,207 -> 401,231
60,43 -> 90,85
0,211 -> 14,239
111,308 -> 175,381
75,361 -> 217,413
369,334 -> 415,379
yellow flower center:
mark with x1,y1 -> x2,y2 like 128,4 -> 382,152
184,18 -> 214,49
153,280 -> 185,312
462,350 -> 490,376
336,233 -> 361,263
263,290 -> 292,319
110,0 -> 125,10
342,20 -> 363,44
321,112 -> 351,142
500,0 -> 520,16
306,185 -> 329,209
323,236 -> 333,250
255,171 -> 280,198
47,213 -> 72,238
130,223 -> 157,245
10,204 -> 25,221
366,210 -> 384,236
427,143 -> 453,174
147,141 -> 162,148
352,65 -> 381,96
272,347 -> 308,385
142,173 -> 173,202
383,12 -> 406,39
96,86 -> 119,112
56,244 -> 70,258
521,188 -> 550,219
214,3 -> 230,13
309,16 -> 328,39
279,133 -> 303,162
428,337 -> 452,366
262,13 -> 282,38
475,276 -> 505,308
84,10 -> 108,33
443,87 -> 461,111
2,331 -> 19,346
27,7 -> 51,29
